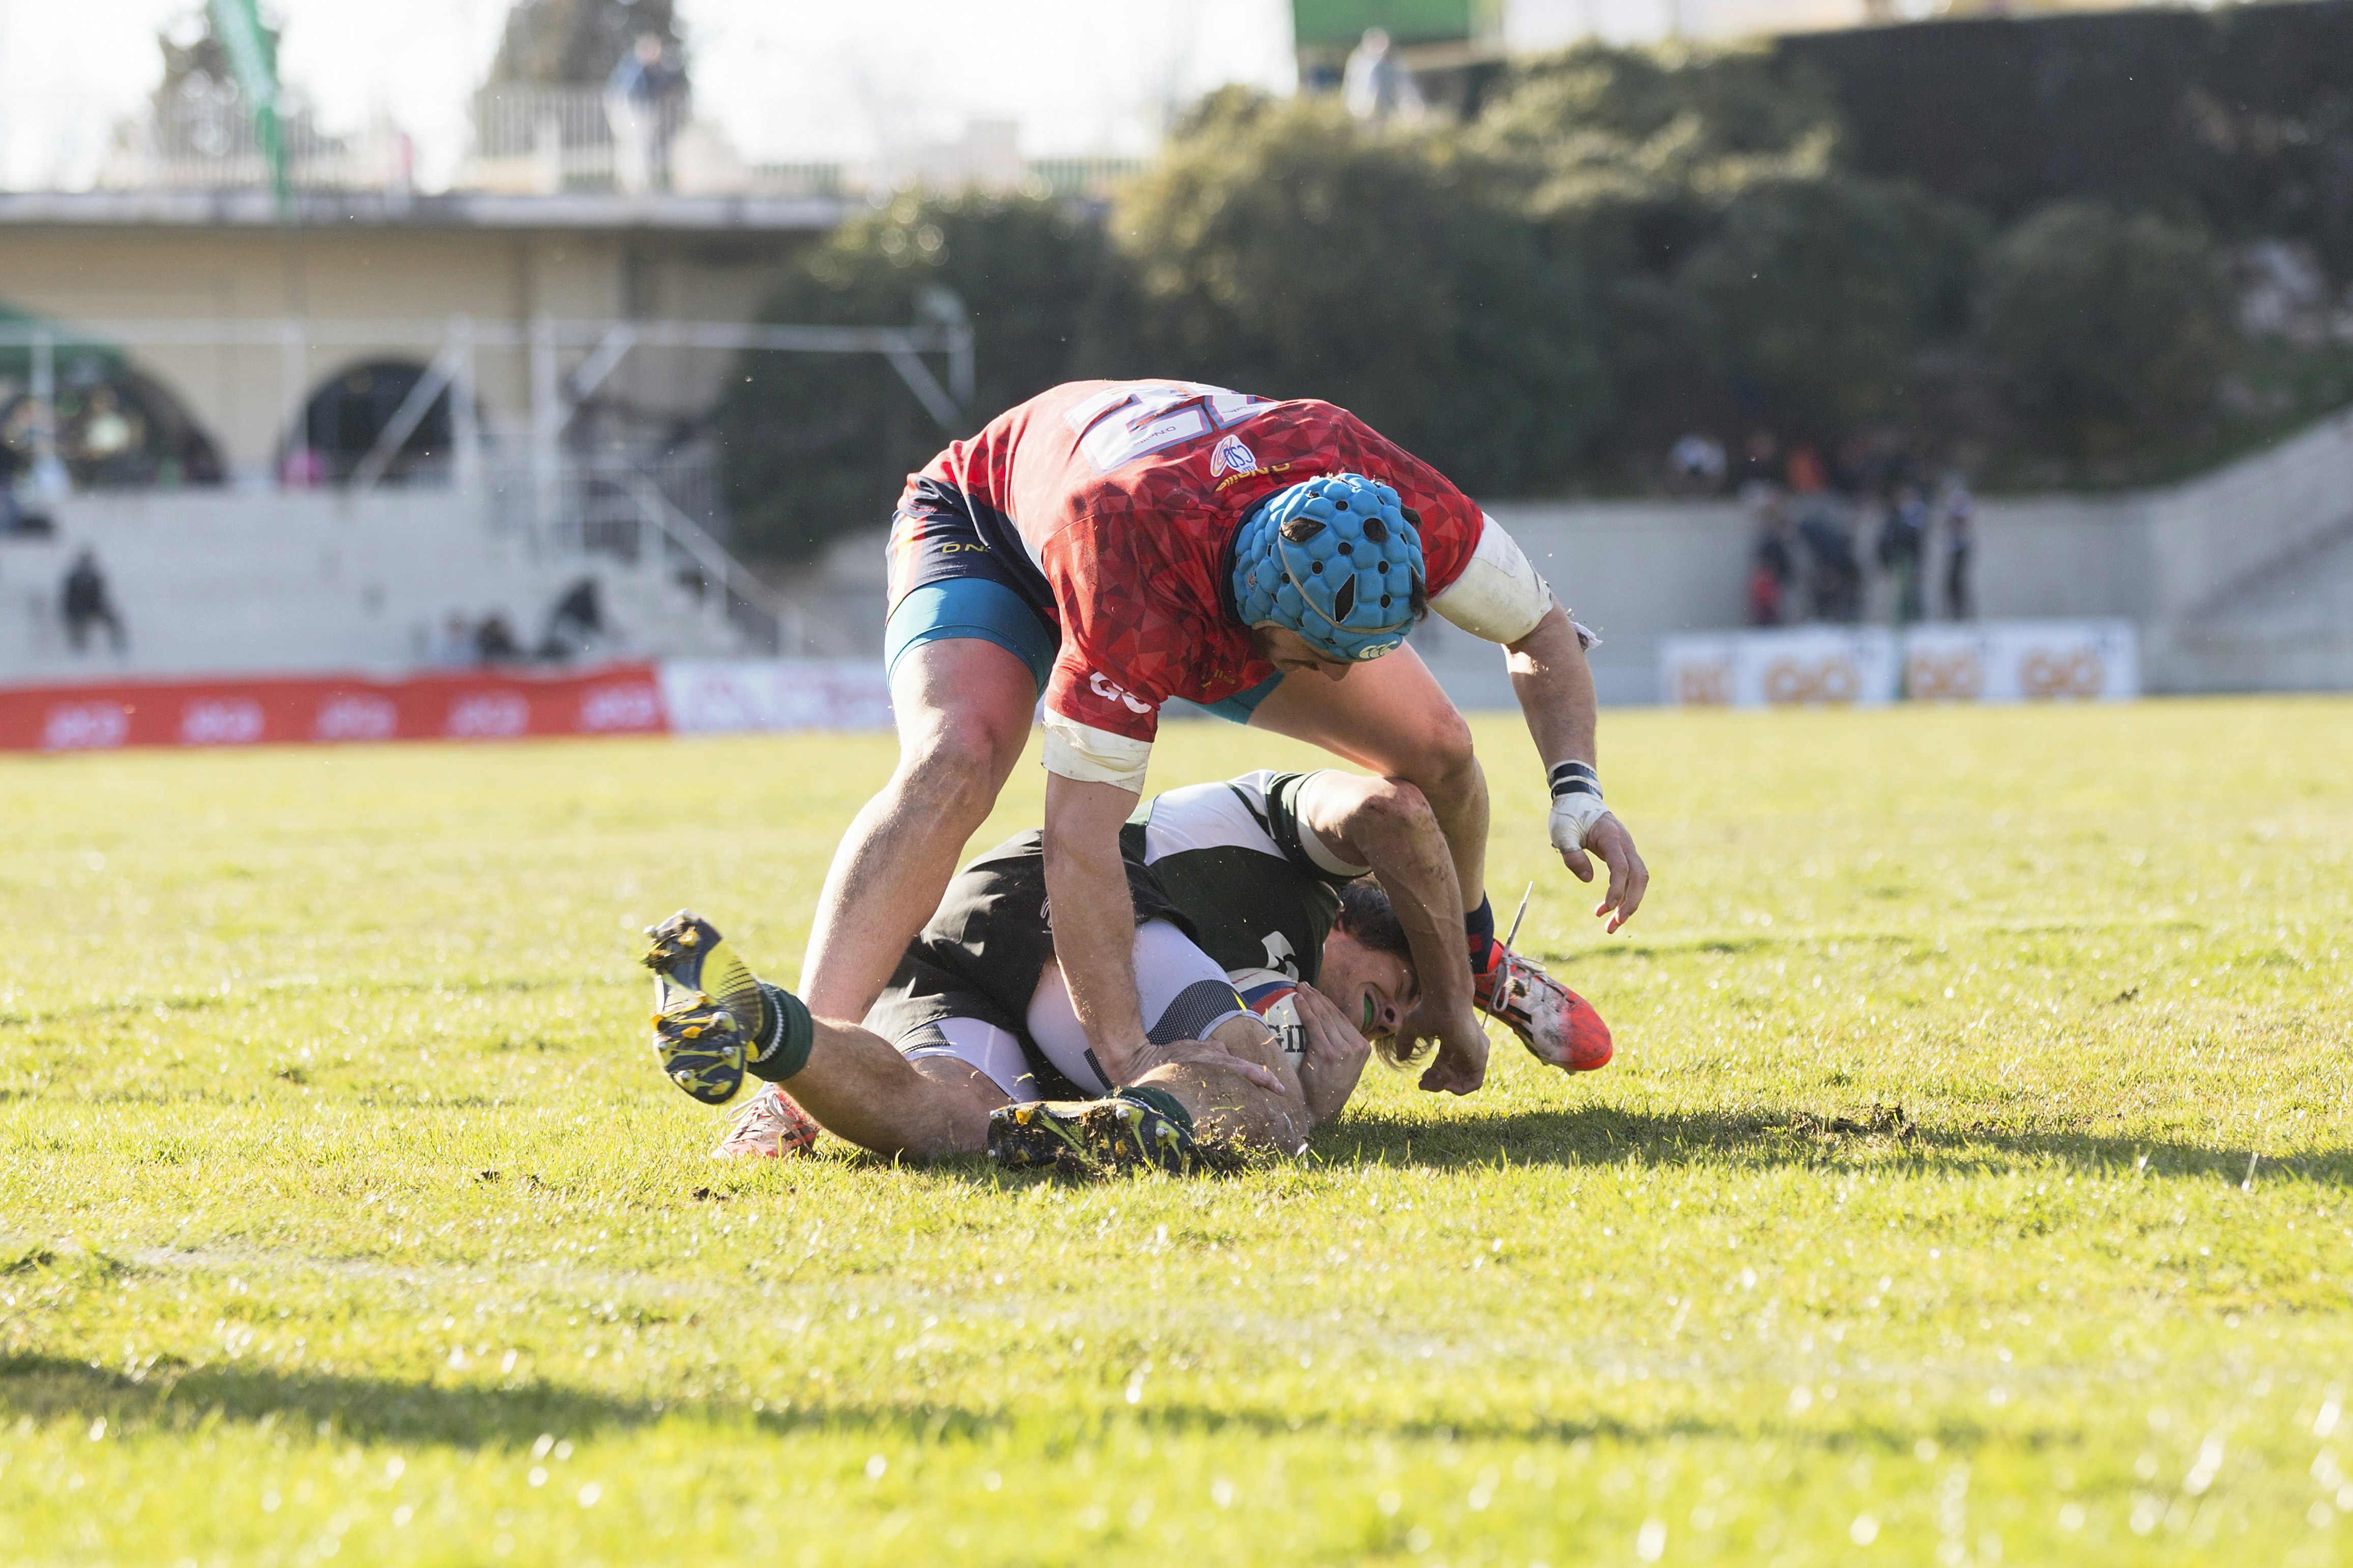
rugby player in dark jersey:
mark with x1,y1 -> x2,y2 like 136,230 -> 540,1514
641,766 -> 1587,1169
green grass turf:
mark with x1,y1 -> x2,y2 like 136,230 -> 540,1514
2,697 -> 2349,1566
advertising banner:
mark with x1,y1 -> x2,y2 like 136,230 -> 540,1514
1660,628 -> 1901,708
657,659 -> 894,734
0,664 -> 669,753
1901,620 -> 2139,702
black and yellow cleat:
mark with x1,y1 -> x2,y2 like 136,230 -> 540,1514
642,910 -> 773,1107
986,1091 -> 1200,1175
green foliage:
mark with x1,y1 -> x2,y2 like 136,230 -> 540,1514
1781,3 -> 2353,278
1475,41 -> 1842,214
716,195 -> 1110,560
3,703 -> 2351,1561
1679,176 -> 1985,444
711,26 -> 2349,518
1982,202 -> 2234,462
1103,99 -> 1609,495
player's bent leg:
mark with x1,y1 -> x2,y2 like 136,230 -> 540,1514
1237,644 -> 1489,912
796,629 -> 1042,1021
769,1012 -> 1011,1161
645,910 -> 1009,1159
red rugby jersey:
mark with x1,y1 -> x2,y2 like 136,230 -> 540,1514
904,380 -> 1483,783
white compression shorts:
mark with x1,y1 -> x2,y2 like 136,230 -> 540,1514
899,919 -> 1251,1099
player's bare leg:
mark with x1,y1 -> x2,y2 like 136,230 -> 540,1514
782,1033 -> 1008,1161
796,637 -> 1036,1021
1243,643 -> 1487,912
645,910 -> 1007,1157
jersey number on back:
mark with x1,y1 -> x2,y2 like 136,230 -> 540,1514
1065,382 -> 1269,474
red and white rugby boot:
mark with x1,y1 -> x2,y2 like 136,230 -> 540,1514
710,1084 -> 821,1160
1472,943 -> 1613,1072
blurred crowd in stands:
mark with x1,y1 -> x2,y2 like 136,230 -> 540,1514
428,578 -> 615,668
1673,432 -> 1974,629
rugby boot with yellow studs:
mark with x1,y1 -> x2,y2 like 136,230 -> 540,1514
641,910 -> 777,1105
986,1088 -> 1200,1174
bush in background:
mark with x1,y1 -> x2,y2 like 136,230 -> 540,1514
715,196 -> 1109,560
1981,202 -> 2233,463
1098,95 -> 1610,496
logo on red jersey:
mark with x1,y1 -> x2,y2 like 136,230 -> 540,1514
1087,671 -> 1153,714
1209,433 -> 1256,478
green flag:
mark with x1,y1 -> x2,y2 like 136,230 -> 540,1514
207,0 -> 289,219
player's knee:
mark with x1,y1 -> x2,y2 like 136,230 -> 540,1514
1392,708 -> 1477,800
1364,778 -> 1438,833
896,717 -> 1016,826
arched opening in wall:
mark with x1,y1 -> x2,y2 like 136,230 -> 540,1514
0,351 -> 227,490
285,359 -> 472,486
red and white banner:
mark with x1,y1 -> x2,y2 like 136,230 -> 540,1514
0,664 -> 667,753
0,659 -> 899,754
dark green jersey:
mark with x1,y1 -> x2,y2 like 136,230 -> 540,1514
1121,770 -> 1370,999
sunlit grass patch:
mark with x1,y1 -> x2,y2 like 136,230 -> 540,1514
2,698 -> 2349,1564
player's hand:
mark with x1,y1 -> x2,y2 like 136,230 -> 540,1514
1291,982 -> 1373,1124
1117,1037 -> 1285,1095
1408,997 -> 1490,1096
1555,811 -> 1649,934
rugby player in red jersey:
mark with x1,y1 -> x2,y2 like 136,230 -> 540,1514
785,380 -> 1646,1098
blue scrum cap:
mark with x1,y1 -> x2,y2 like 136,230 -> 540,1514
1231,474 -> 1425,662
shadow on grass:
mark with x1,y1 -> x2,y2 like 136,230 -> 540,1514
1317,1105 -> 2353,1186
0,1351 -> 2030,1454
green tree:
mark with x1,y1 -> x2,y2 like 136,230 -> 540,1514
1099,98 -> 1609,495
1980,201 -> 2233,462
1677,175 -> 1984,445
716,195 -> 1112,561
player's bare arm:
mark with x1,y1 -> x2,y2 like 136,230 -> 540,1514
1426,512 -> 1650,934
1292,770 -> 1491,1095
1039,772 -> 1154,1079
1504,604 -> 1650,933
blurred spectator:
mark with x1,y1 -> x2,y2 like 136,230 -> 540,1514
537,577 -> 607,660
1876,485 -> 1930,625
1737,431 -> 1780,487
1796,497 -> 1864,623
1785,444 -> 1829,495
433,613 -> 476,667
475,613 -> 522,664
1343,29 -> 1424,123
607,34 -> 686,194
0,436 -> 19,536
1667,432 -> 1727,495
61,549 -> 127,654
1941,476 -> 1976,620
1747,491 -> 1795,626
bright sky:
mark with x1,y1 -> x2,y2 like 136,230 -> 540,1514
0,0 -> 1300,191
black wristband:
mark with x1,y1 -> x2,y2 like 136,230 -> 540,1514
1549,760 -> 1602,801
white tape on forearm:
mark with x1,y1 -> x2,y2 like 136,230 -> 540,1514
1430,514 -> 1554,644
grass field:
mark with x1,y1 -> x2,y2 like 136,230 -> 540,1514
2,697 -> 2349,1566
